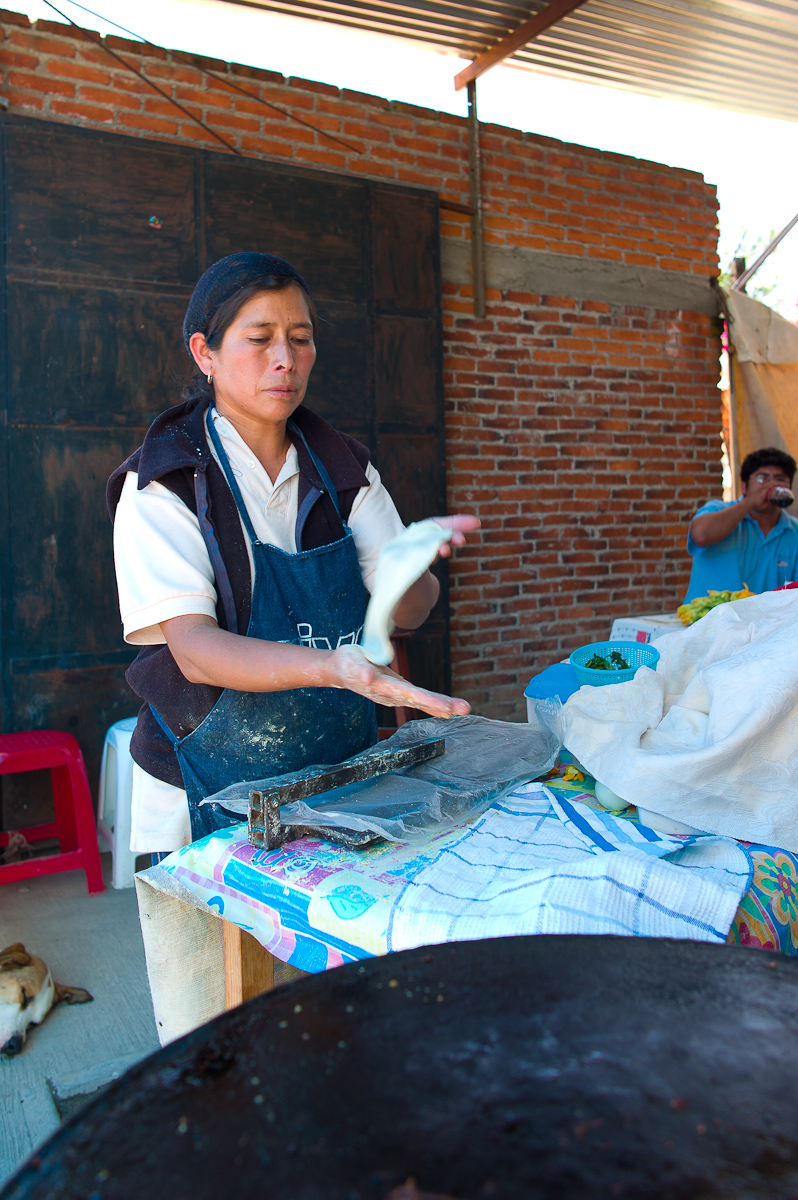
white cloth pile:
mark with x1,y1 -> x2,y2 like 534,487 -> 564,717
561,590 -> 798,851
387,783 -> 749,952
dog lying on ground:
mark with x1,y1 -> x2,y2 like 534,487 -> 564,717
0,943 -> 92,1056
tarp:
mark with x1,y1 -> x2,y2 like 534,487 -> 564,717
722,287 -> 798,472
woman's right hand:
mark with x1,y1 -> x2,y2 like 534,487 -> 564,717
329,644 -> 470,719
161,616 -> 471,717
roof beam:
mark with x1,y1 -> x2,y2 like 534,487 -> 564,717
454,0 -> 592,90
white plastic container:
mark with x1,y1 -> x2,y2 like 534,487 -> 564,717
524,662 -> 580,720
96,717 -> 138,889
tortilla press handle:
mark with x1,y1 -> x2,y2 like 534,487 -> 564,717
248,736 -> 445,850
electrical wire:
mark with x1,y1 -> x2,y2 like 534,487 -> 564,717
42,0 -> 242,154
40,0 -> 362,155
43,0 -> 142,40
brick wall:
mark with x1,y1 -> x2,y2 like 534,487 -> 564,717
0,10 -> 721,719
444,296 -> 719,712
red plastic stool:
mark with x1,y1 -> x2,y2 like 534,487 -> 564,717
0,731 -> 104,894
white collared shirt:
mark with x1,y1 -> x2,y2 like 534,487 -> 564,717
114,410 -> 405,645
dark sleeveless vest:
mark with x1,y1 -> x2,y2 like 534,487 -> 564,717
106,399 -> 371,787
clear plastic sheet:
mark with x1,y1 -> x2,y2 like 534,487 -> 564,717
203,711 -> 563,844
530,696 -> 565,750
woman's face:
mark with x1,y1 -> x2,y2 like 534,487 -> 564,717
197,284 -> 316,430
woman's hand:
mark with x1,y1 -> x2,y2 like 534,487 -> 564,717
430,514 -> 481,558
330,645 -> 470,718
161,616 -> 471,718
391,514 -> 480,631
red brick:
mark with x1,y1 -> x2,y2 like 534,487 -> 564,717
174,84 -> 233,109
143,95 -> 187,119
129,40 -> 168,60
50,98 -> 113,121
117,110 -> 179,134
8,68 -> 74,96
34,19 -> 92,41
78,84 -> 139,109
146,62 -> 204,85
1,87 -> 44,109
11,29 -> 75,56
0,9 -> 31,27
287,76 -> 338,96
177,122 -> 231,145
47,59 -> 110,84
293,147 -> 348,169
224,61 -> 284,85
239,135 -> 295,157
2,50 -> 39,69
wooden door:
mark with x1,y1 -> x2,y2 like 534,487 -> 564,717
0,114 -> 446,825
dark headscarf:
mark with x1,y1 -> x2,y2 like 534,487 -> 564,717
182,252 -> 310,352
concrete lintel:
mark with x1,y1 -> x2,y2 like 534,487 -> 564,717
441,238 -> 719,316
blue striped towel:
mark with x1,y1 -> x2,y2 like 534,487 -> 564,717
387,782 -> 751,952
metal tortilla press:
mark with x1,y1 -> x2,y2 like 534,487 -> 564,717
246,736 -> 445,850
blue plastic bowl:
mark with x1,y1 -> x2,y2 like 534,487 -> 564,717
569,640 -> 660,687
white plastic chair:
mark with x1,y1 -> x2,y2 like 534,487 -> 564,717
96,717 -> 138,889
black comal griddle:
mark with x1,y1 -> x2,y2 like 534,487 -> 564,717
4,936 -> 798,1199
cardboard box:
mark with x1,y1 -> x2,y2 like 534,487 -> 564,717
608,613 -> 683,645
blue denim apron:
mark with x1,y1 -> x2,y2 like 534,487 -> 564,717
151,411 -> 378,841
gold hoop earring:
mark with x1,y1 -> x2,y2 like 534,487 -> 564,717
207,372 -> 213,385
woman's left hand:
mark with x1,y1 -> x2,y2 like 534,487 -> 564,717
430,514 -> 481,558
391,514 -> 480,631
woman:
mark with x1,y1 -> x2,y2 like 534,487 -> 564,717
108,252 -> 478,858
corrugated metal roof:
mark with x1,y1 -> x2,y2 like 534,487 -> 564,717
221,0 -> 798,122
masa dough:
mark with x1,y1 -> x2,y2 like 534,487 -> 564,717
361,520 -> 453,665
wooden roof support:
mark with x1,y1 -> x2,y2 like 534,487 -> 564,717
466,81 -> 486,319
455,0 -> 592,90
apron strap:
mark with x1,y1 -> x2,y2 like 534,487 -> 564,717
206,408 -> 261,544
287,418 -> 342,517
193,468 -> 239,636
148,703 -> 181,748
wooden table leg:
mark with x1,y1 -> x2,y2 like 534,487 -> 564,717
223,921 -> 275,1010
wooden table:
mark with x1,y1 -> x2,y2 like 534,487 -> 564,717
221,921 -> 277,1008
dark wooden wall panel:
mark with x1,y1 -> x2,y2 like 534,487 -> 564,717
203,159 -> 368,303
5,125 -> 197,283
7,283 -> 189,427
0,114 -> 446,830
374,316 -> 439,426
6,429 -> 132,661
371,186 -> 438,311
302,300 -> 372,445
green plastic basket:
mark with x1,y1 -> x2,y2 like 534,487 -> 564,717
570,640 -> 660,687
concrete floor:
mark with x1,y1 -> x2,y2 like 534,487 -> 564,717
0,855 -> 159,1188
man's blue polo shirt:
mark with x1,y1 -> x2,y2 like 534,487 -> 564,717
685,499 -> 798,602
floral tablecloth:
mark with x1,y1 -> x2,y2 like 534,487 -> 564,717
729,851 -> 798,952
152,767 -> 798,968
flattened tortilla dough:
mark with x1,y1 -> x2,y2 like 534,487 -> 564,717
361,520 -> 453,665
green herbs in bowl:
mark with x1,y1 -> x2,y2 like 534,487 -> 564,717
570,640 -> 660,687
584,651 -> 630,672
